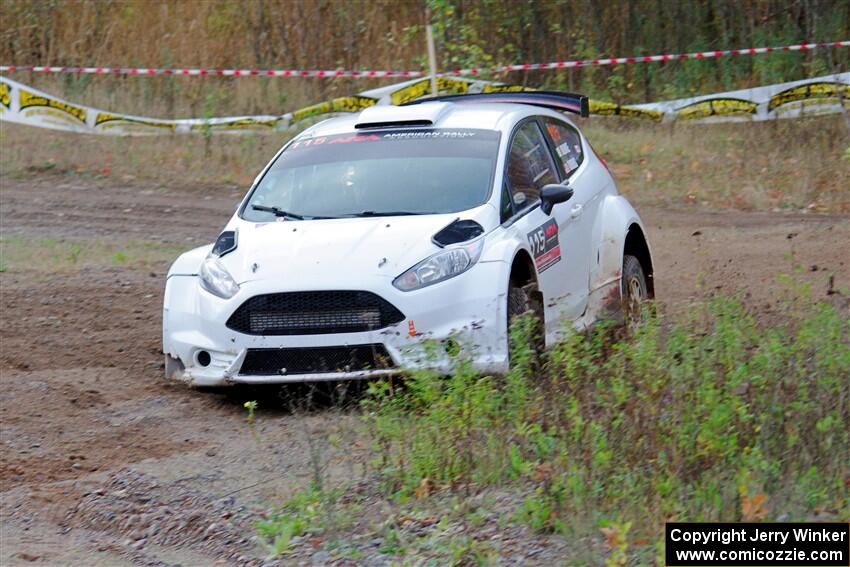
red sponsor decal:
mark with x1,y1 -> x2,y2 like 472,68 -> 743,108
328,135 -> 381,144
535,245 -> 561,270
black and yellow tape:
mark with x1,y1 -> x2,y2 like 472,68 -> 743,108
676,98 -> 758,120
0,81 -> 10,109
291,96 -> 377,123
768,81 -> 850,112
95,112 -> 177,131
589,99 -> 664,121
19,89 -> 87,123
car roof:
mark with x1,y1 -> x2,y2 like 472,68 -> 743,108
300,101 -> 577,138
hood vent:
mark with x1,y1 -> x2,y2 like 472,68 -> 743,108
432,219 -> 485,247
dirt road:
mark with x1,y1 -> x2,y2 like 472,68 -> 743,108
1,176 -> 848,565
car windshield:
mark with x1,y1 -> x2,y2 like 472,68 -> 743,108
241,128 -> 501,221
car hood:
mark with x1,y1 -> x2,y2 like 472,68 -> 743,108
221,205 -> 498,284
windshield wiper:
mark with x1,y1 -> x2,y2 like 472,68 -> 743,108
252,205 -> 433,220
347,210 -> 435,217
251,204 -> 305,220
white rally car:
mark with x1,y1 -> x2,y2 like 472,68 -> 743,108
163,92 -> 654,386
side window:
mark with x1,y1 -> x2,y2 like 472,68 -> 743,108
544,118 -> 584,177
505,121 -> 558,211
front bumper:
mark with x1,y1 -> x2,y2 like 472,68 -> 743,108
162,261 -> 508,386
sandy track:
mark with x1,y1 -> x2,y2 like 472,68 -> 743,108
1,176 -> 848,565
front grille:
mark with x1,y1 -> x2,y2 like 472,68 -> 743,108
239,344 -> 394,375
226,291 -> 405,335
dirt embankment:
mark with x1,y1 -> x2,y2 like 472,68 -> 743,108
1,176 -> 848,565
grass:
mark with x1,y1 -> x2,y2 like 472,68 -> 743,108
0,122 -> 292,189
580,115 -> 850,212
3,114 -> 847,212
253,277 -> 848,564
358,284 -> 848,560
0,236 -> 185,273
256,485 -> 364,557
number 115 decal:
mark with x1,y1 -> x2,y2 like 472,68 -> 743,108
527,218 -> 561,272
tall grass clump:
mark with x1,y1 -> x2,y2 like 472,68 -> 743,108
361,289 -> 849,545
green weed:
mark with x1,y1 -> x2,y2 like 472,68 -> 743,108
447,535 -> 498,566
67,243 -> 82,264
243,400 -> 258,423
257,485 -> 361,558
360,283 -> 850,558
256,487 -> 325,556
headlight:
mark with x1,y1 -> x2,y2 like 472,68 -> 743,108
393,238 -> 484,291
199,256 -> 240,299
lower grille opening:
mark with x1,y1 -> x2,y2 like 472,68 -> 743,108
239,344 -> 395,376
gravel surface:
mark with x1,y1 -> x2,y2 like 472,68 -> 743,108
1,175 -> 847,565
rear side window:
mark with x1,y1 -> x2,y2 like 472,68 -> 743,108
505,121 -> 558,211
543,118 -> 584,177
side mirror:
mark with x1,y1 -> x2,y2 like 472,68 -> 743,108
540,183 -> 574,215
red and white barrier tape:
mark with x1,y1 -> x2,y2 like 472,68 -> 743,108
2,41 -> 847,78
449,41 -> 850,75
0,66 -> 423,78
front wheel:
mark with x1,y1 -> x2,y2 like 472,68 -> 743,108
507,280 -> 543,366
621,254 -> 649,330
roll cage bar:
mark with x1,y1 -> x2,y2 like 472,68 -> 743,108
402,91 -> 590,118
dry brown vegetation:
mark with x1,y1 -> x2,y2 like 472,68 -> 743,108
3,115 -> 848,212
1,0 -> 848,118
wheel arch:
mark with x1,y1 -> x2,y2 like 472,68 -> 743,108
623,223 -> 654,298
593,195 -> 647,291
509,248 -> 537,286
506,247 -> 545,350
505,247 -> 543,320
579,195 -> 655,329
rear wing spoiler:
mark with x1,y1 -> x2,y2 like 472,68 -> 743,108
402,91 -> 590,118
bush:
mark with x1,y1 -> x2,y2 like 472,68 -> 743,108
361,291 -> 849,545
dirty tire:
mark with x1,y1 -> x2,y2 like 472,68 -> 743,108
622,254 -> 648,330
507,280 -> 543,366
508,282 -> 532,324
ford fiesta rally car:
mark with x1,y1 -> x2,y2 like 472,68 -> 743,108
163,92 -> 654,385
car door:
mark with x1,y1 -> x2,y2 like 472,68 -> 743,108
539,117 -> 603,325
501,118 -> 587,332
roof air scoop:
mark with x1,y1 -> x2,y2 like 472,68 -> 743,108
355,102 -> 452,129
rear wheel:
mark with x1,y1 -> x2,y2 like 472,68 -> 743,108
621,254 -> 648,330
